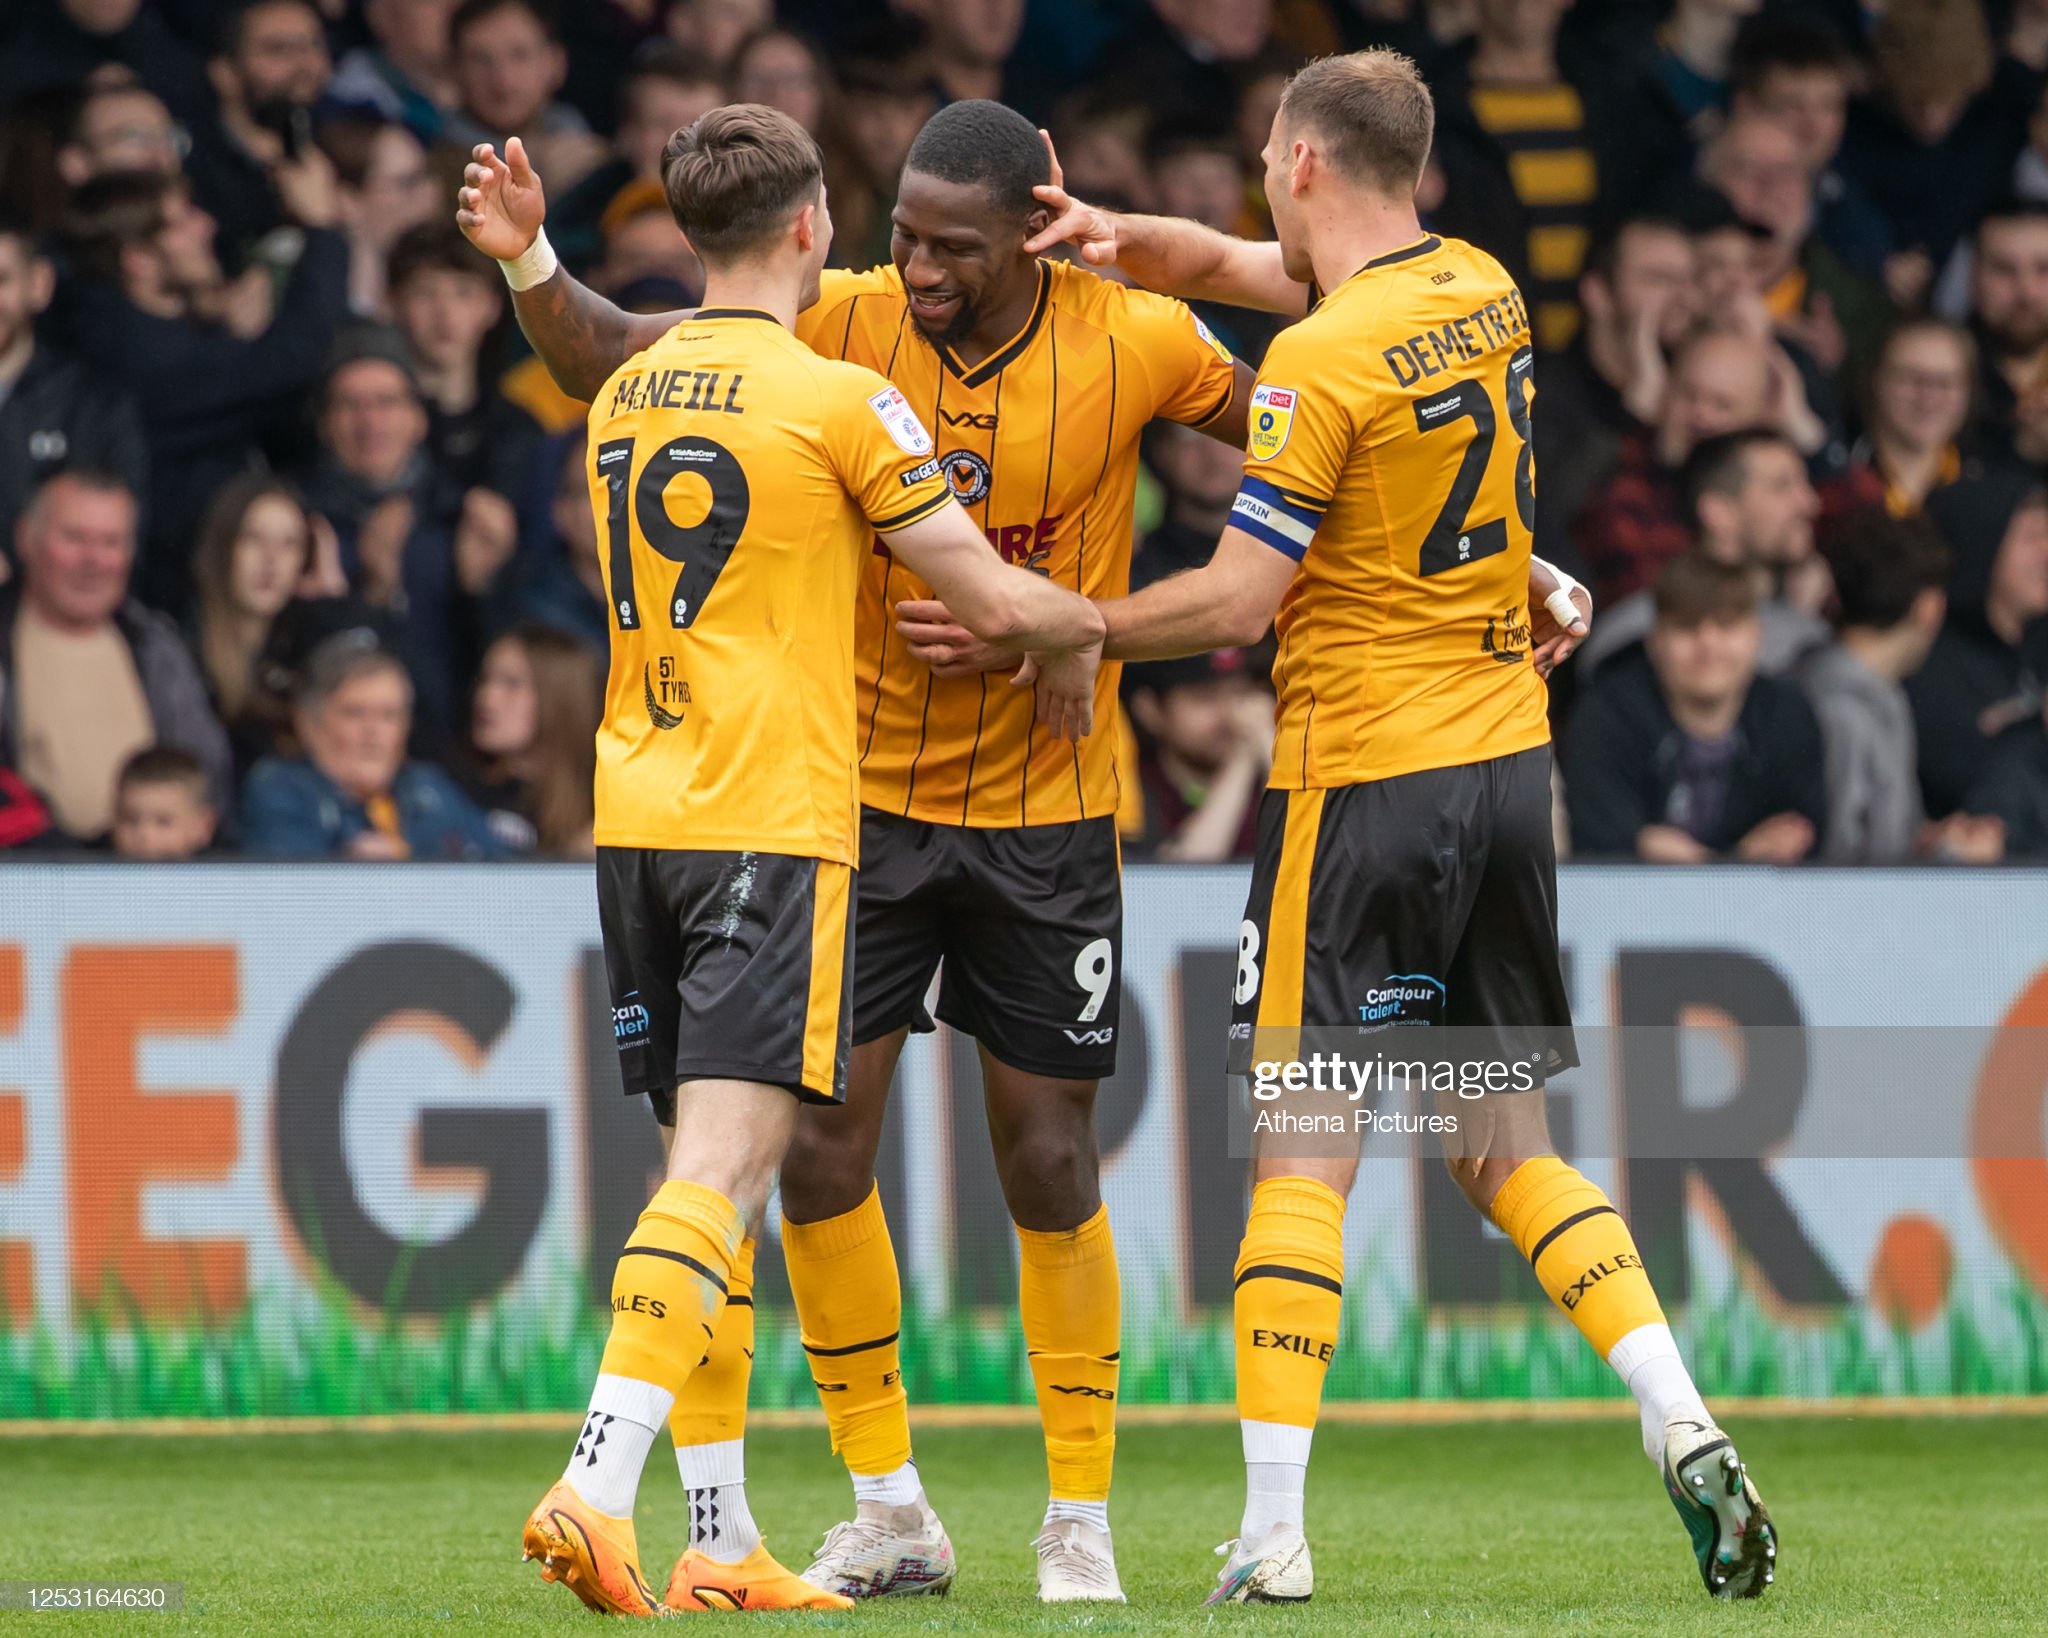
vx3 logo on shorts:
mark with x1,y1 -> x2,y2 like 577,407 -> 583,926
1063,1027 -> 1114,1046
1048,1384 -> 1116,1398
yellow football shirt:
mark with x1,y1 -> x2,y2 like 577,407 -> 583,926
794,259 -> 1238,828
587,307 -> 954,863
1228,234 -> 1552,789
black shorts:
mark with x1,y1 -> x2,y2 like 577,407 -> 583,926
597,846 -> 854,1119
852,808 -> 1122,1080
1226,745 -> 1576,1079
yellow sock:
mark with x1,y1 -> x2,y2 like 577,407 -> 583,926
598,1180 -> 746,1398
1234,1178 -> 1345,1429
1491,1158 -> 1666,1356
1018,1206 -> 1120,1502
784,1184 -> 910,1476
667,1237 -> 755,1449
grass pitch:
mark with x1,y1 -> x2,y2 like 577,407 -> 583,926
7,1413 -> 2045,1634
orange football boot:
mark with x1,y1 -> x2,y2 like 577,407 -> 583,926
664,1542 -> 855,1613
522,1480 -> 663,1617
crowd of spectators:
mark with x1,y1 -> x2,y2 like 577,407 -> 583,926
2,0 -> 2047,865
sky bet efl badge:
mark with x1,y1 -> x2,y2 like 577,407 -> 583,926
1248,384 -> 1297,461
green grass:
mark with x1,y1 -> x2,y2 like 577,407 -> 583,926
5,1415 -> 2046,1633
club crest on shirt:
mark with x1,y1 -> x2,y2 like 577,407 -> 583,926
867,384 -> 934,455
941,449 -> 993,504
1248,385 -> 1297,461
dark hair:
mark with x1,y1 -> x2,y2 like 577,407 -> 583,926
1730,17 -> 1855,98
624,42 -> 722,102
450,0 -> 556,50
387,220 -> 495,293
660,103 -> 822,261
1821,508 -> 1951,630
117,744 -> 210,801
1277,49 -> 1434,194
0,205 -> 38,259
1679,428 -> 1795,529
1145,114 -> 1238,170
1653,553 -> 1760,628
1584,214 -> 1687,287
60,170 -> 182,283
1974,196 -> 2048,242
317,111 -> 403,187
191,473 -> 317,718
903,99 -> 1049,220
215,0 -> 321,56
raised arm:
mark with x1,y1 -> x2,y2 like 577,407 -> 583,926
1024,133 -> 1309,318
456,138 -> 681,402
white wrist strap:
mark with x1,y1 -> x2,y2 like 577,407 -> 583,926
1533,553 -> 1586,629
498,226 -> 558,292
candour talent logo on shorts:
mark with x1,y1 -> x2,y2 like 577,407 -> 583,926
613,993 -> 651,1048
1358,974 -> 1445,1026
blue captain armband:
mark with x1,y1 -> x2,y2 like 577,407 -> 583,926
1230,474 -> 1326,560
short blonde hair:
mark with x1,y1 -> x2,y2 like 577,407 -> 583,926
1277,50 -> 1435,194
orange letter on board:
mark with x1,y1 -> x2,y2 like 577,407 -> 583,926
64,946 -> 243,1317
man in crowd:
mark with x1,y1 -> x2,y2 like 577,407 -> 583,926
326,0 -> 461,142
1966,197 -> 2048,461
241,635 -> 500,857
55,80 -> 187,190
1137,419 -> 1254,585
895,0 -> 1027,108
187,0 -> 335,263
1533,216 -> 1697,574
0,215 -> 148,562
1565,553 -> 1827,862
0,470 -> 230,842
438,0 -> 606,195
1123,647 -> 1271,861
385,222 -> 542,500
1798,509 -> 2004,862
1911,466 -> 2048,815
1578,428 -> 1828,683
57,169 -> 348,609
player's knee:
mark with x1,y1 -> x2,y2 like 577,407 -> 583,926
1442,1150 -> 1520,1215
994,1118 -> 1099,1225
779,1112 -> 878,1223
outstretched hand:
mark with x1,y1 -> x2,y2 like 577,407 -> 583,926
1022,129 -> 1122,265
456,137 -> 547,262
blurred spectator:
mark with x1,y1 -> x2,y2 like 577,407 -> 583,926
665,0 -> 771,72
1102,0 -> 1287,127
188,471 -> 349,776
1573,325 -> 1823,605
111,743 -> 218,859
1909,467 -> 2048,814
319,114 -> 439,316
1136,420 -> 1242,584
1699,109 -> 1890,390
1433,0 -> 1682,352
1829,318 -> 1976,519
1564,554 -> 1827,862
1965,198 -> 2048,462
1842,0 -> 2046,277
58,170 -> 347,611
826,30 -> 937,273
185,0 -> 334,265
439,0 -> 607,196
1798,509 -> 2003,861
1045,87 -> 1153,212
1963,683 -> 2048,852
727,27 -> 829,139
1579,428 -> 1828,682
301,327 -> 514,740
1649,0 -> 1757,125
0,214 -> 149,564
55,81 -> 186,189
510,433 -> 607,652
0,470 -> 230,842
0,1 -> 212,131
326,0 -> 460,143
460,621 -> 600,857
551,47 -> 724,273
1534,216 -> 1697,572
241,636 -> 503,858
0,85 -> 80,241
591,182 -> 702,298
386,223 -> 542,501
1123,647 -> 1271,862
1147,117 -> 1245,234
893,0 -> 1026,108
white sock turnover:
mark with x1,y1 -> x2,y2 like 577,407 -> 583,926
1239,1418 -> 1312,1543
851,1459 -> 923,1509
1607,1322 -> 1712,1462
563,1373 -> 673,1517
677,1437 -> 762,1562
